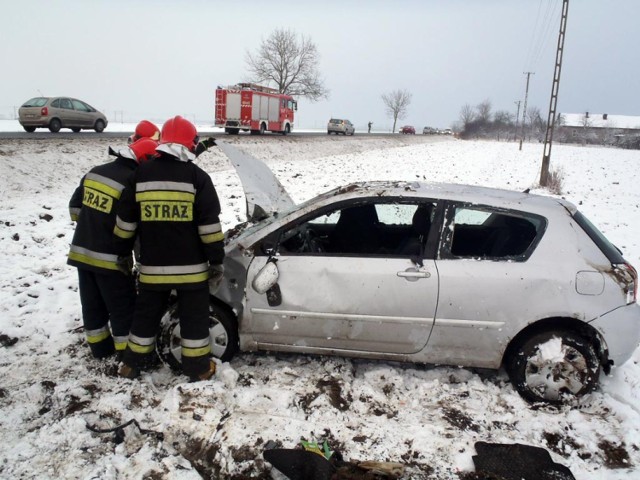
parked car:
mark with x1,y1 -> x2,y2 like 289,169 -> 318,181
327,118 -> 355,135
158,143 -> 640,405
18,96 -> 108,133
400,125 -> 416,134
423,126 -> 437,135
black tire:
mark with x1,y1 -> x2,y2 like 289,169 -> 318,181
71,127 -> 81,133
227,128 -> 239,135
23,126 -> 36,133
506,330 -> 600,404
94,120 -> 105,133
282,124 -> 290,135
259,123 -> 266,135
157,299 -> 239,371
49,118 -> 61,133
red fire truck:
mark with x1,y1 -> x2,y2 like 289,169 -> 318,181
215,83 -> 297,135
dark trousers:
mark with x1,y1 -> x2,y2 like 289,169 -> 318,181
124,286 -> 211,376
77,268 -> 136,358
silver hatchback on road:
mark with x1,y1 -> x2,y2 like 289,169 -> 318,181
327,118 -> 355,135
18,96 -> 108,133
159,144 -> 640,404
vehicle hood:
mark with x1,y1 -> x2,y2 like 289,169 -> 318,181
218,141 -> 295,222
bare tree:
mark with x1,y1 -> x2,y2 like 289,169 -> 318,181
476,99 -> 493,124
459,104 -> 475,128
245,28 -> 329,101
381,89 -> 412,133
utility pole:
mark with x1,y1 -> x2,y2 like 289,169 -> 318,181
540,0 -> 569,186
513,100 -> 521,142
519,72 -> 534,150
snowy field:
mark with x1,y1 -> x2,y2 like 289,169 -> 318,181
0,133 -> 639,479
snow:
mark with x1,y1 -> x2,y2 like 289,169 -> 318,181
1,130 -> 640,479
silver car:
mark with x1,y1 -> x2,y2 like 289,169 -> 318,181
158,143 -> 640,404
327,118 -> 355,135
18,96 -> 108,133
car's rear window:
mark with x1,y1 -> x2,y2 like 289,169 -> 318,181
330,119 -> 343,124
573,211 -> 625,264
22,97 -> 48,107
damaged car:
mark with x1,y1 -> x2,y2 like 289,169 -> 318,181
158,142 -> 640,405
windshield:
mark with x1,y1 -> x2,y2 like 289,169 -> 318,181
22,97 -> 48,107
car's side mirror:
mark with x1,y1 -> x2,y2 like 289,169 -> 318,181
252,260 -> 279,294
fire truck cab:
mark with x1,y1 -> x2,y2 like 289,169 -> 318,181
215,83 -> 297,135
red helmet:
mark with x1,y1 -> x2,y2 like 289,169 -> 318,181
128,120 -> 160,144
160,116 -> 198,152
129,138 -> 158,164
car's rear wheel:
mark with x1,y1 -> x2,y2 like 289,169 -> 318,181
157,299 -> 239,371
23,126 -> 36,133
71,127 -> 81,133
506,330 -> 601,404
94,120 -> 105,133
49,118 -> 61,133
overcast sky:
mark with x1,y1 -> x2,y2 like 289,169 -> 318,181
1,0 -> 638,131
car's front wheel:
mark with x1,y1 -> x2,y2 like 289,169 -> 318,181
94,120 -> 105,133
157,298 -> 239,371
506,330 -> 601,404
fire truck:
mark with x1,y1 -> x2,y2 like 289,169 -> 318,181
215,83 -> 297,135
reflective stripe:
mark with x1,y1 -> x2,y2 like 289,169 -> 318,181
139,272 -> 209,284
129,334 -> 155,346
127,334 -> 156,354
201,231 -> 225,244
139,263 -> 208,275
113,335 -> 129,351
84,175 -> 124,199
181,344 -> 211,357
86,172 -> 126,193
69,207 -> 81,220
114,216 -> 137,239
137,181 -> 196,194
182,337 -> 210,348
86,326 -> 111,344
136,191 -> 195,202
68,246 -> 119,270
198,223 -> 222,235
115,216 -> 137,232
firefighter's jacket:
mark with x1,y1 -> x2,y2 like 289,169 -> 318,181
114,149 -> 225,290
67,152 -> 138,273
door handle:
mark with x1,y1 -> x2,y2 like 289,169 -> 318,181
397,270 -> 431,279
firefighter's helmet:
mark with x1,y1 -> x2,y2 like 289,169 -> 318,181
160,116 -> 198,152
129,138 -> 158,164
128,120 -> 160,144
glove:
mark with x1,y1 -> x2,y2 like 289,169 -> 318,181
202,137 -> 217,149
208,263 -> 225,293
116,255 -> 133,275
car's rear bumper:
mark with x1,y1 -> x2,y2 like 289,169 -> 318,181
589,302 -> 640,367
19,117 -> 50,127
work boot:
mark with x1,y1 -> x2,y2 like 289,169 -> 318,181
118,363 -> 140,379
190,360 -> 216,382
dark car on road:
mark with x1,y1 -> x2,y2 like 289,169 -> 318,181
18,96 -> 108,133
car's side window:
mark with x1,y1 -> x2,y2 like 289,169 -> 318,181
60,98 -> 73,110
71,100 -> 91,112
444,205 -> 541,260
271,200 -> 436,257
51,99 -> 60,108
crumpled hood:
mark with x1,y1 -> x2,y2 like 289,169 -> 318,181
218,141 -> 295,222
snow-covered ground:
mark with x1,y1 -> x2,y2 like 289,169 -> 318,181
0,133 -> 639,479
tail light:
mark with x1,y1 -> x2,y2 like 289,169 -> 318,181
613,262 -> 638,304
41,107 -> 48,116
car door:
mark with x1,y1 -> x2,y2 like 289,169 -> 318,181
57,98 -> 76,125
425,202 -> 546,368
70,99 -> 94,127
244,199 -> 439,355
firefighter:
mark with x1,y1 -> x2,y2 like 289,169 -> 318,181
114,116 -> 224,381
68,138 -> 159,359
128,120 -> 161,144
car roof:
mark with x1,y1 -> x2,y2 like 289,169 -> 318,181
305,180 -> 576,216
